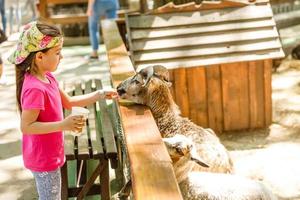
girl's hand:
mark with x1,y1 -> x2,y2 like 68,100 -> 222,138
61,115 -> 85,132
99,89 -> 119,99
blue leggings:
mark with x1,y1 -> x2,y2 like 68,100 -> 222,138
88,0 -> 119,51
31,168 -> 61,200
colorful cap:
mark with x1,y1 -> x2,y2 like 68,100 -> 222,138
8,21 -> 63,65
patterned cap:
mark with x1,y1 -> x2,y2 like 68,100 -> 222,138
8,21 -> 63,65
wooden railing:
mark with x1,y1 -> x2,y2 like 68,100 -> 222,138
101,19 -> 183,200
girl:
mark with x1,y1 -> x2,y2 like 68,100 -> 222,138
8,21 -> 118,199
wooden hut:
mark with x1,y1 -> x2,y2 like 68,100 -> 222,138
125,0 -> 284,133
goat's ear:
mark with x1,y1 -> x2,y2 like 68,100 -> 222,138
153,65 -> 170,82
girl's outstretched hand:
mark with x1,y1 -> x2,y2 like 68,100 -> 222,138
98,88 -> 119,99
61,115 -> 85,132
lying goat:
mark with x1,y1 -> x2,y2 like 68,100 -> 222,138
117,65 -> 233,173
163,135 -> 277,200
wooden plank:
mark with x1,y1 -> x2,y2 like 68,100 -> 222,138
47,0 -> 87,4
168,69 -> 176,99
151,0 -> 251,14
94,80 -> 118,159
263,59 -> 273,126
136,47 -> 285,70
131,162 -> 181,200
74,82 -> 90,160
249,61 -> 265,128
173,67 -> 189,117
119,105 -> 182,200
48,15 -> 88,24
131,28 -> 279,51
186,67 -> 208,127
130,18 -> 276,39
84,80 -> 104,159
63,83 -> 75,160
133,39 -> 282,62
127,5 -> 273,28
102,19 -> 183,200
206,65 -> 223,134
221,62 -> 250,131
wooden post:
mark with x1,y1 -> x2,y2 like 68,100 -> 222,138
139,0 -> 148,13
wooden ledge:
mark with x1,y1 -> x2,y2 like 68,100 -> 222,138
101,19 -> 183,200
150,0 -> 269,14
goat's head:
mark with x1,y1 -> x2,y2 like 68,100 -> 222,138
116,65 -> 172,105
163,134 -> 209,168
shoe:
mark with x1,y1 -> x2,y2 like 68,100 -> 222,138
84,55 -> 99,61
89,55 -> 99,60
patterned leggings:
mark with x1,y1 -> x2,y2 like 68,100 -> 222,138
31,168 -> 61,200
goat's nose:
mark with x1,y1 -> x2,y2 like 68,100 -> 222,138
117,88 -> 126,96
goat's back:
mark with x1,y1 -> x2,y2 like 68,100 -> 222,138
179,172 -> 277,200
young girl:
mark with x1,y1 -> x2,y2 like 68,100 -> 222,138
8,21 -> 118,199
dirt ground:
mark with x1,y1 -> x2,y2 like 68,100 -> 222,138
220,58 -> 300,200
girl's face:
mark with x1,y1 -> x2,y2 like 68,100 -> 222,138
36,42 -> 63,74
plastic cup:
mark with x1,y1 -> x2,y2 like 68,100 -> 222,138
70,106 -> 89,136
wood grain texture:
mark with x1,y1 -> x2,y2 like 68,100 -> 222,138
249,61 -> 265,128
206,65 -> 223,134
186,67 -> 208,127
221,62 -> 250,131
173,68 -> 190,117
264,59 -> 273,126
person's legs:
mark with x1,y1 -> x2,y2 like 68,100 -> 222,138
88,1 -> 102,58
105,0 -> 118,19
0,0 -> 7,34
31,168 -> 61,200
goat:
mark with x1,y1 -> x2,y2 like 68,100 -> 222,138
117,65 -> 233,173
163,134 -> 278,200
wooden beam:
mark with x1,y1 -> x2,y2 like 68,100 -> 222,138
101,19 -> 183,200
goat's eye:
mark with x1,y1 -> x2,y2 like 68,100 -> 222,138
133,80 -> 140,84
175,147 -> 182,154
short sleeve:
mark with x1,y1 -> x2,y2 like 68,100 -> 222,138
22,88 -> 45,110
46,72 -> 59,87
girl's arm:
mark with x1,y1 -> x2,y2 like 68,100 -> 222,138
21,109 -> 84,134
60,87 -> 118,110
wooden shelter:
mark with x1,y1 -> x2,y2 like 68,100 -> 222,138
125,0 -> 284,133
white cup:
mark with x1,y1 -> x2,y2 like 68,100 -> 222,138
70,106 -> 90,136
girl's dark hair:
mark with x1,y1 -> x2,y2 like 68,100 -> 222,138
15,22 -> 62,112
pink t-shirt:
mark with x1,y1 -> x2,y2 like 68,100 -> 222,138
21,72 -> 65,172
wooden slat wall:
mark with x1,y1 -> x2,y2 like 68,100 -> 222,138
124,2 -> 280,133
169,61 -> 272,133
126,4 -> 284,69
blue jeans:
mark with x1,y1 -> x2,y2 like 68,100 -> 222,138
31,168 -> 61,200
0,0 -> 6,33
88,0 -> 119,51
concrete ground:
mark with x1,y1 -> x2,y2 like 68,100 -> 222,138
1,34 -> 300,200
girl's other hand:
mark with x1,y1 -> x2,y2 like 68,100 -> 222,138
62,115 -> 85,132
99,89 -> 119,99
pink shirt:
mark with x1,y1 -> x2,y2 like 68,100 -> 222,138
21,72 -> 65,172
